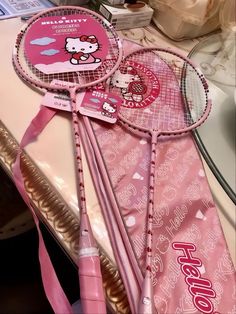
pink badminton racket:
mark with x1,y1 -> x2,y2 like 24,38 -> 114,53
13,6 -> 122,314
110,47 -> 211,313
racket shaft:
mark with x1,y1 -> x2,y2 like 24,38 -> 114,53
139,138 -> 158,314
79,255 -> 106,314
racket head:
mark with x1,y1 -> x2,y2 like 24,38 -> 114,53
13,6 -> 122,93
110,47 -> 211,137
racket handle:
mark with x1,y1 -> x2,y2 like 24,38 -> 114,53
79,254 -> 106,314
138,274 -> 156,314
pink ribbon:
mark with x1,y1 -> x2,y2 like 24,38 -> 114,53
12,105 -> 73,314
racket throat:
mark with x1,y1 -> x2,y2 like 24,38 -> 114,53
79,212 -> 97,253
151,131 -> 160,144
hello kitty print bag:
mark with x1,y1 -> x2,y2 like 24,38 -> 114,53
82,41 -> 236,314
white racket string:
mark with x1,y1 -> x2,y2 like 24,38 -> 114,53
117,50 -> 208,134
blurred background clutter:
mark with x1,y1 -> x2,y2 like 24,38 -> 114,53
48,0 -> 235,38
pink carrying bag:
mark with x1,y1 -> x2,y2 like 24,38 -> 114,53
82,40 -> 236,313
89,120 -> 236,313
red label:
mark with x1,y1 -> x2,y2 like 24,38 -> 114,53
24,14 -> 109,74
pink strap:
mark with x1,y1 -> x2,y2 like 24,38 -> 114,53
12,105 -> 73,314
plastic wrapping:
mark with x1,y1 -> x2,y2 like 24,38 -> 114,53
219,0 -> 236,31
149,0 -> 223,40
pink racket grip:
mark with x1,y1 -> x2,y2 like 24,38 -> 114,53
79,254 -> 106,314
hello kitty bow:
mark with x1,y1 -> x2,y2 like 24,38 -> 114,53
80,35 -> 98,44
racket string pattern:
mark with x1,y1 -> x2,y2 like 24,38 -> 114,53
110,47 -> 210,314
13,6 -> 122,314
118,52 -> 208,134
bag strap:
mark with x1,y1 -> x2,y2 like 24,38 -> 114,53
12,105 -> 73,314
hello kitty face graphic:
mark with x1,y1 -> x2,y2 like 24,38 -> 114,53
111,66 -> 146,103
101,101 -> 117,118
111,67 -> 139,89
111,61 -> 160,109
65,35 -> 101,65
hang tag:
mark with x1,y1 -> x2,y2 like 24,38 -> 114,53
43,91 -> 71,111
42,81 -> 122,123
42,80 -> 74,112
77,90 -> 122,123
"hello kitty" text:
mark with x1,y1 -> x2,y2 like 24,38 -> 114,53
41,17 -> 87,25
172,242 -> 219,314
